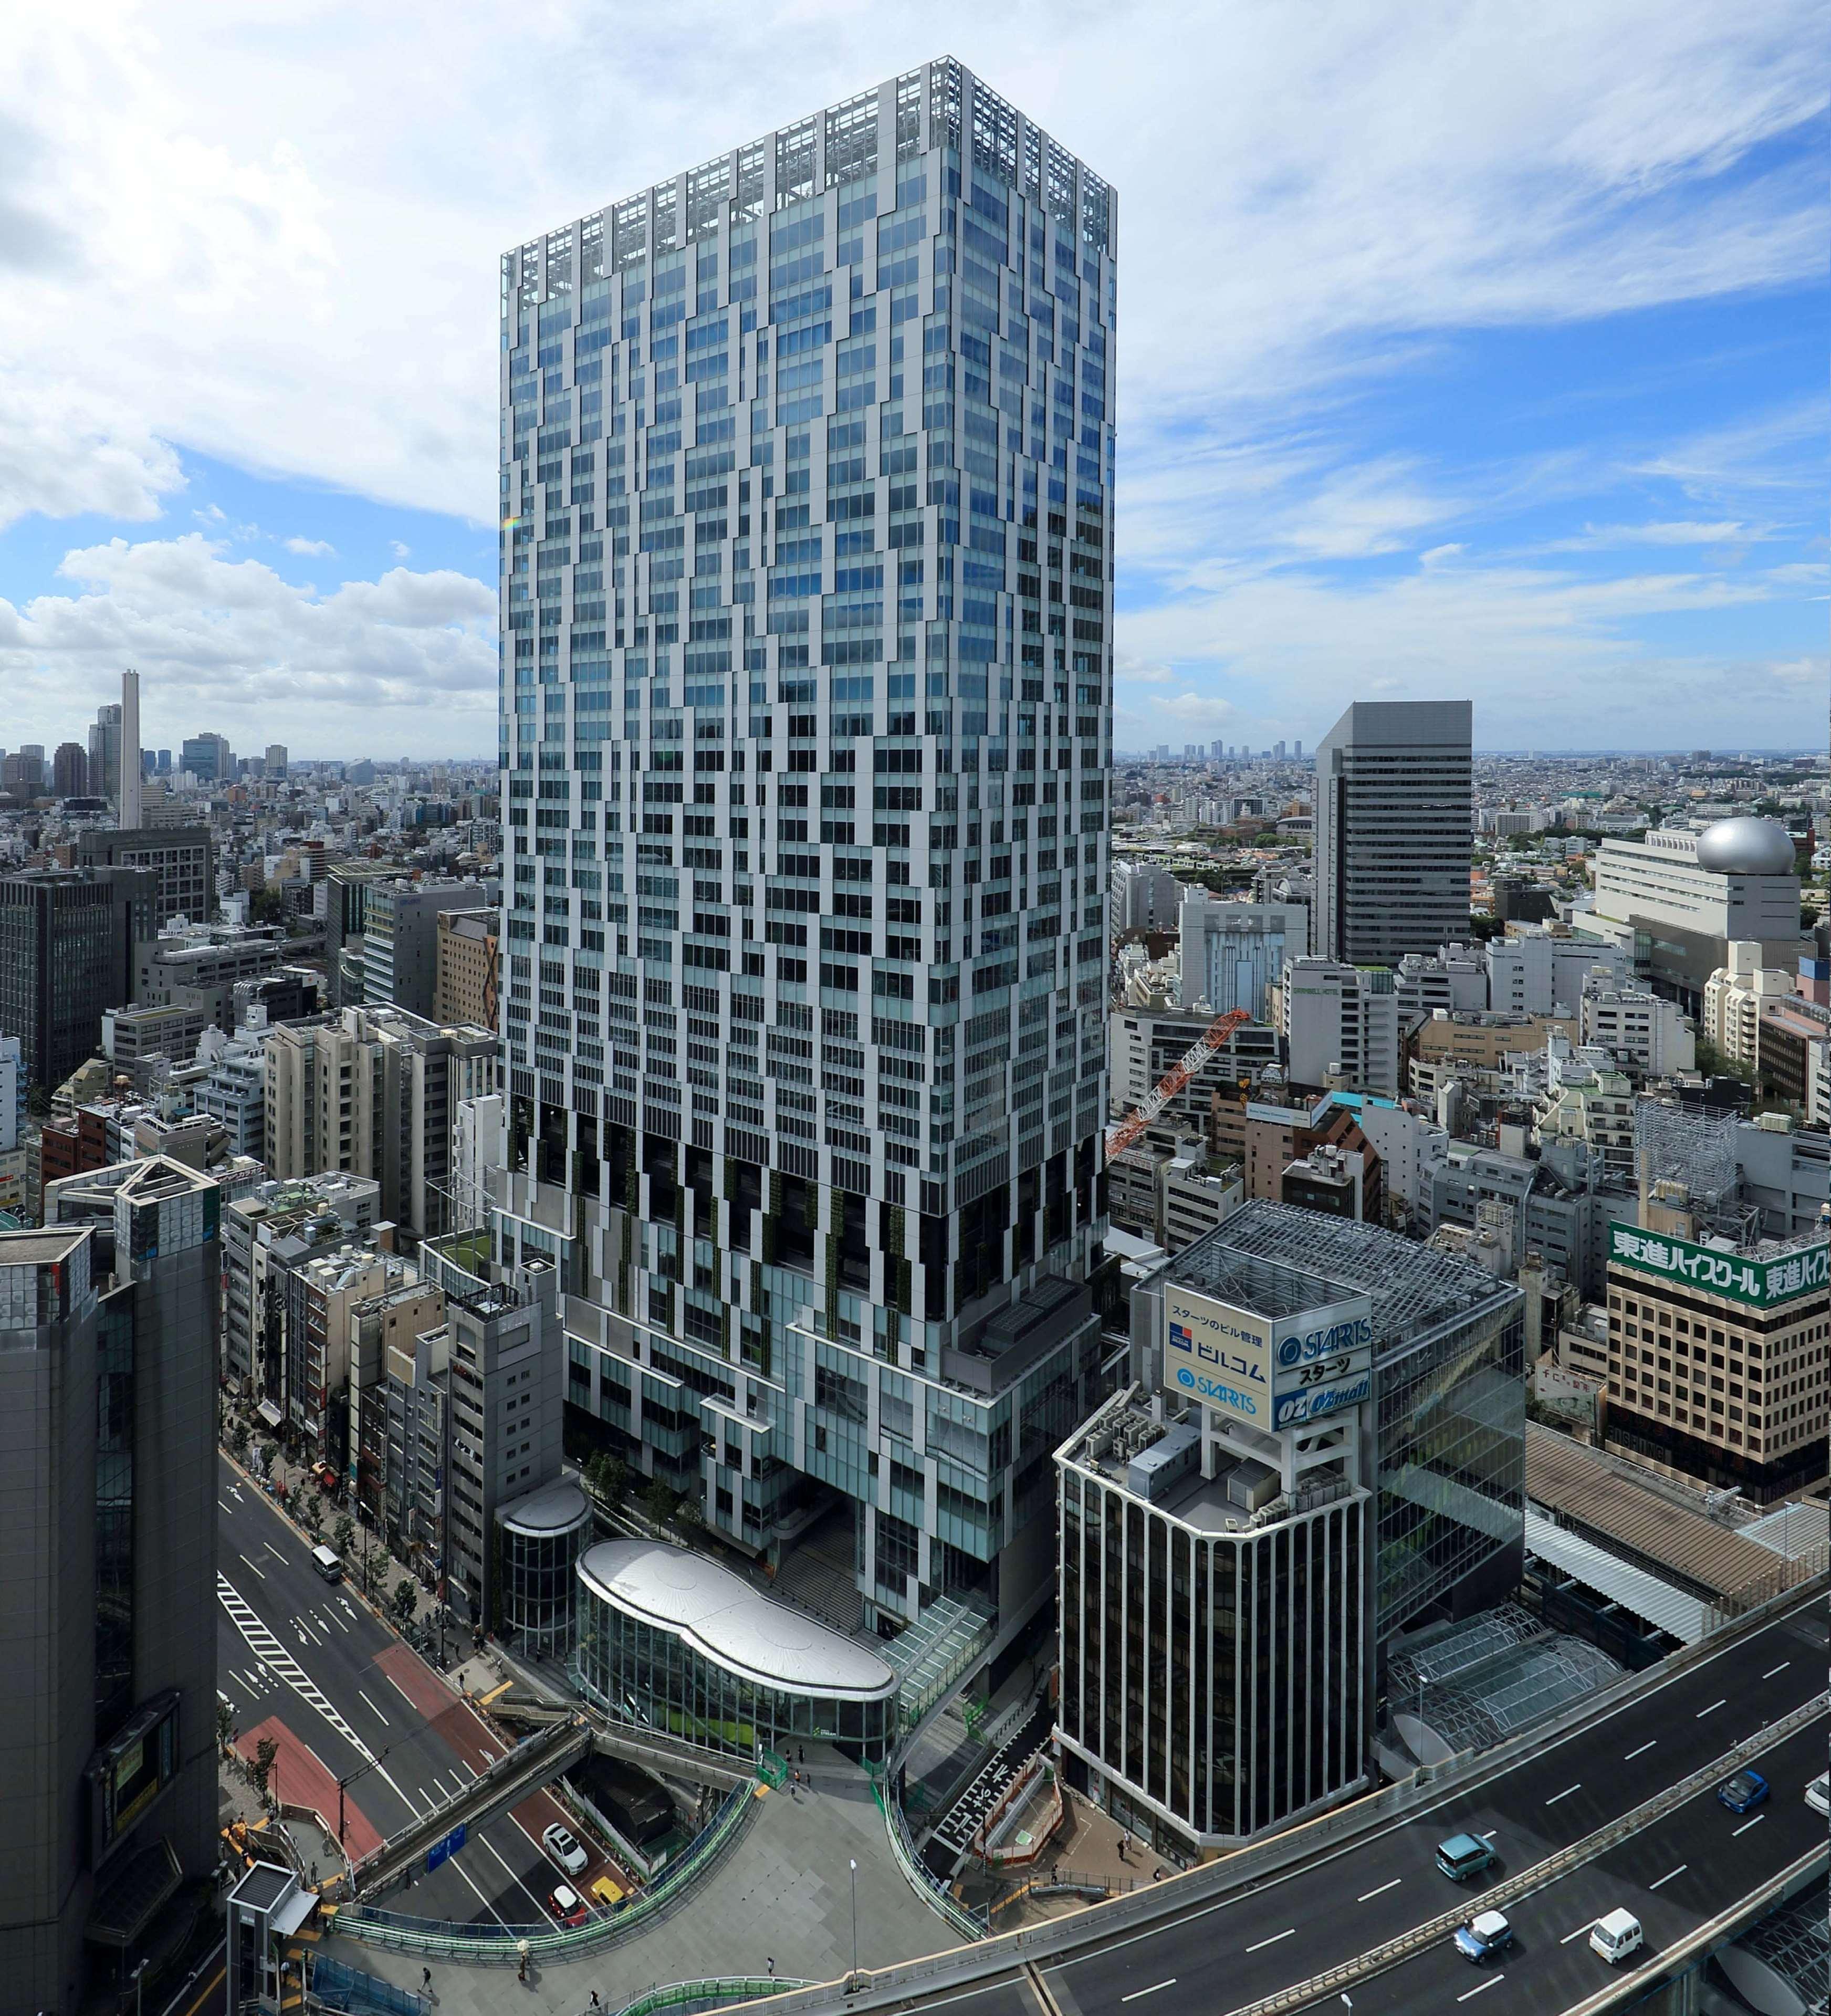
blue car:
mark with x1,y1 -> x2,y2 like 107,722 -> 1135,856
1453,1911 -> 1513,1962
1717,1769 -> 1769,1815
1436,1832 -> 1499,1881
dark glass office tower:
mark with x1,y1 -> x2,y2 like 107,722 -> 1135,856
0,1157 -> 219,2013
497,58 -> 1113,1643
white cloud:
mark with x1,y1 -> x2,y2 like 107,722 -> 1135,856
0,2 -> 1817,534
390,539 -> 411,559
0,533 -> 497,754
283,535 -> 334,555
1115,547 -> 1828,748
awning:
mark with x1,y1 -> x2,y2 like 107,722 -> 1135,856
86,1836 -> 182,1948
257,1399 -> 285,1429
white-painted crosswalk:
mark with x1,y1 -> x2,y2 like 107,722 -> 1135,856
217,1571 -> 373,1761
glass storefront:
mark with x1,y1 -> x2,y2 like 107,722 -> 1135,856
499,1477 -> 592,1658
572,1539 -> 898,1762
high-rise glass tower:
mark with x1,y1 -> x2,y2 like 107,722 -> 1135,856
497,58 -> 1114,1639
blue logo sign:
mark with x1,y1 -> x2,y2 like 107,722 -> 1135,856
1276,1315 -> 1375,1367
426,1822 -> 468,1872
1174,1364 -> 1261,1416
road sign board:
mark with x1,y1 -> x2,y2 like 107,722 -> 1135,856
425,1822 -> 467,1872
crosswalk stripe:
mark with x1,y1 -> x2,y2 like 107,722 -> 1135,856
217,1573 -> 374,1763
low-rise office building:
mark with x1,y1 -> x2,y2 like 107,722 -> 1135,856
1058,1202 -> 1522,1858
1604,1213 -> 1829,1500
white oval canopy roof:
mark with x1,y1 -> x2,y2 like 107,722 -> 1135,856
578,1538 -> 899,1701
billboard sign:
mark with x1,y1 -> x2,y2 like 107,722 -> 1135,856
1163,1287 -> 1376,1431
1608,1223 -> 1829,1311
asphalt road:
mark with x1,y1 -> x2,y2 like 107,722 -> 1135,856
216,1453 -> 620,1930
980,1598 -> 1829,2016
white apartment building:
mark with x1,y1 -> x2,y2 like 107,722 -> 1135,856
1704,943 -> 1796,1068
1486,931 -> 1630,1017
264,1004 -> 498,1238
1580,981 -> 1696,1077
1281,956 -> 1400,1096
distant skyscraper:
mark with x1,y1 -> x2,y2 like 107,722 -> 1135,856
120,670 -> 141,829
1294,738 -> 1302,759
179,733 -> 233,783
265,742 -> 289,778
156,749 -> 172,775
52,741 -> 87,797
1311,699 -> 1472,967
89,702 -> 123,802
499,58 -> 1113,1634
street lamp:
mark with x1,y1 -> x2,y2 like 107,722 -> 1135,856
848,1858 -> 858,1985
130,1958 -> 146,2016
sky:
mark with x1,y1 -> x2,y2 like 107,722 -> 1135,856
0,2 -> 1822,761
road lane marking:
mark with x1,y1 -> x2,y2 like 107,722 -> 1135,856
238,1553 -> 267,1580
1545,1783 -> 1581,1806
231,1673 -> 259,1699
479,1831 -> 556,1922
265,1543 -> 287,1563
1732,1813 -> 1766,1836
1649,1864 -> 1687,1890
219,1499 -> 236,1514
1244,1929 -> 1294,1954
1121,1983 -> 1176,2003
1696,1698 -> 1726,1718
1624,1740 -> 1656,1760
1763,1662 -> 1791,1679
357,1689 -> 391,1726
217,1572 -> 371,1759
1560,1921 -> 1594,1944
1357,1878 -> 1400,1902
322,1607 -> 350,1633
1478,1830 -> 1498,1839
217,1688 -> 235,1705
1457,1977 -> 1505,2002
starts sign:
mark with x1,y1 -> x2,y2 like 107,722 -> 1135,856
1163,1284 -> 1376,1430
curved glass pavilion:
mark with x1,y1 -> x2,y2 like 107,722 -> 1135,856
498,1476 -> 593,1657
573,1539 -> 899,1761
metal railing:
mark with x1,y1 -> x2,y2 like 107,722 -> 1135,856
336,1778 -> 756,1963
874,1781 -> 988,1945
732,1579 -> 1828,2016
612,1979 -> 815,2016
1204,1688 -> 1830,2015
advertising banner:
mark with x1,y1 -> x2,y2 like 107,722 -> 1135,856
1163,1288 -> 1376,1431
1608,1223 -> 1829,1311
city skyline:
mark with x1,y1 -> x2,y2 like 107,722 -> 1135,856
0,6 -> 1820,756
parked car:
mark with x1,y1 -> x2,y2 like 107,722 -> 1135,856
1436,1832 -> 1498,1881
1716,1769 -> 1770,1815
1588,1909 -> 1642,1964
1805,1773 -> 1828,1817
547,1882 -> 589,1928
542,1822 -> 589,1877
1453,1911 -> 1513,1962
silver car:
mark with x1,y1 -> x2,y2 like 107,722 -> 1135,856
542,1821 -> 589,1876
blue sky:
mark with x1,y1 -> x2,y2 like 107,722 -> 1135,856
0,2 -> 1821,759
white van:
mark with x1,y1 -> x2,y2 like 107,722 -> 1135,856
1589,1909 -> 1642,1965
310,1544 -> 344,1582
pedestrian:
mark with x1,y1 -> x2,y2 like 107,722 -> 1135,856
590,1993 -> 602,2010
517,1954 -> 528,1983
423,1967 -> 432,1994
767,1959 -> 775,1978
798,1746 -> 804,1765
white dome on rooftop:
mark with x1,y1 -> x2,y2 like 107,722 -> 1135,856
1694,817 -> 1797,876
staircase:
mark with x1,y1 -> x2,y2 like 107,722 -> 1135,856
769,1506 -> 863,1636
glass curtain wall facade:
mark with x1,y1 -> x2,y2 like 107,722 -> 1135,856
499,58 -> 1114,1627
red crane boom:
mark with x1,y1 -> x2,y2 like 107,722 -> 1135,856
1105,1008 -> 1253,1162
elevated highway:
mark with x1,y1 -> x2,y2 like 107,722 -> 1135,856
757,1584 -> 1827,2016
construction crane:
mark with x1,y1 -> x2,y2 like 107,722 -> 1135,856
1105,1007 -> 1253,1163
